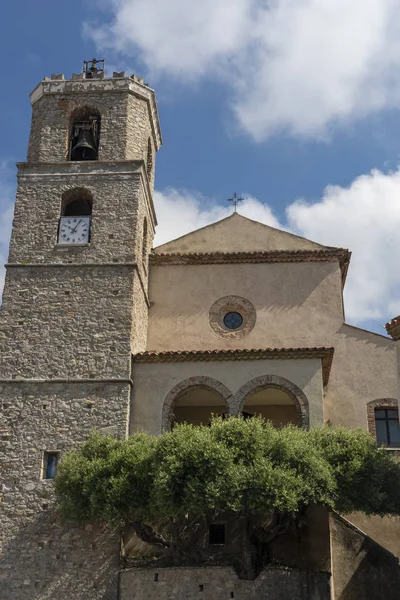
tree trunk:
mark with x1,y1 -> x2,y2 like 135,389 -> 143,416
239,516 -> 256,580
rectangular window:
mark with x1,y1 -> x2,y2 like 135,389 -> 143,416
43,452 -> 59,479
209,524 -> 225,545
375,408 -> 400,447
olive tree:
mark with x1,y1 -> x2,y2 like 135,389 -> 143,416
55,418 -> 400,578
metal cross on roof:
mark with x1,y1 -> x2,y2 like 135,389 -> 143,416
227,192 -> 244,213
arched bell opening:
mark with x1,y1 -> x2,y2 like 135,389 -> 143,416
242,387 -> 301,428
68,106 -> 101,161
172,387 -> 228,427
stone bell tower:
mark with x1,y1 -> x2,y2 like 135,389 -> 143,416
0,61 -> 161,599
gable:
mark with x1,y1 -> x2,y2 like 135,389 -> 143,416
154,213 -> 332,254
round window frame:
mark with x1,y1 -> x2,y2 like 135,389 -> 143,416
223,311 -> 244,330
209,296 -> 256,339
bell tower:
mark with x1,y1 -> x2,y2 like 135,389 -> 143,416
0,62 -> 161,599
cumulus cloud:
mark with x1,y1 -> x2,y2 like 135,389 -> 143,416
153,188 -> 280,245
154,167 -> 400,326
87,0 -> 400,141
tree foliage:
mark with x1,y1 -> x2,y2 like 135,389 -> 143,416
55,418 -> 400,576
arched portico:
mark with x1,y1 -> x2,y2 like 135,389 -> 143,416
233,374 -> 310,428
162,376 -> 234,430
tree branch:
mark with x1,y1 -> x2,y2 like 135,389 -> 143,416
131,521 -> 171,549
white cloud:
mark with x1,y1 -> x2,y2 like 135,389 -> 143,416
154,188 -> 280,245
154,166 -> 400,326
88,0 -> 400,141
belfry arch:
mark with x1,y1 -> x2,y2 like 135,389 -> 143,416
234,375 -> 310,428
162,376 -> 234,431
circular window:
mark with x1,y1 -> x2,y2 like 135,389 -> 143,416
223,312 -> 243,330
209,296 -> 256,339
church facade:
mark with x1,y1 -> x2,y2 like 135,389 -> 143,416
0,64 -> 399,599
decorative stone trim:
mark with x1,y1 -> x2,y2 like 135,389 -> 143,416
151,249 -> 351,284
133,347 -> 334,386
209,296 -> 256,339
233,375 -> 310,428
162,376 -> 234,431
366,398 -> 399,441
385,316 -> 400,340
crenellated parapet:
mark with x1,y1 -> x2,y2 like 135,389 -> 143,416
385,315 -> 400,341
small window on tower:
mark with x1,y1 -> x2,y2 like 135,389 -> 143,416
42,452 -> 59,480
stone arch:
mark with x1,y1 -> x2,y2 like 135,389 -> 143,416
366,398 -> 399,440
61,187 -> 93,217
68,105 -> 101,161
162,376 -> 234,431
233,374 -> 310,428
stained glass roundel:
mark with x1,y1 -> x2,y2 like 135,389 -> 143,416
223,311 -> 243,330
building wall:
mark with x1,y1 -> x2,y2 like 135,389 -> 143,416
330,515 -> 400,600
130,358 -> 324,434
120,566 -> 331,600
0,73 -> 160,599
0,381 -> 130,600
7,163 -> 153,266
147,261 -> 345,352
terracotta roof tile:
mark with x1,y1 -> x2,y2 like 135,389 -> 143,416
133,347 -> 334,386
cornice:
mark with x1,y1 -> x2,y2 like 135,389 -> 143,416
16,161 -> 157,228
150,249 -> 351,285
133,346 -> 335,386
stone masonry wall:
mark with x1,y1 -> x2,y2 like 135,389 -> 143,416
0,71 -> 160,599
126,94 -> 155,189
27,85 -> 154,167
330,515 -> 400,600
0,264 -> 138,379
0,381 -> 131,600
8,166 -> 150,265
119,566 -> 331,600
0,165 -> 154,377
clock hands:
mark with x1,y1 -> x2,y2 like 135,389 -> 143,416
70,219 -> 83,234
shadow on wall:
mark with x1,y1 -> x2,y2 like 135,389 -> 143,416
337,324 -> 394,350
331,514 -> 400,600
0,508 -> 120,600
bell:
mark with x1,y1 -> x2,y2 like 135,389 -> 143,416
71,129 -> 97,161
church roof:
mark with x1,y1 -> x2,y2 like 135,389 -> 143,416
152,213 -> 351,283
154,213 -> 333,254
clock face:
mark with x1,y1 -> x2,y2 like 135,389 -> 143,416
58,217 -> 90,245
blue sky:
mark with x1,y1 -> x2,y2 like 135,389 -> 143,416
1,0 -> 400,335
